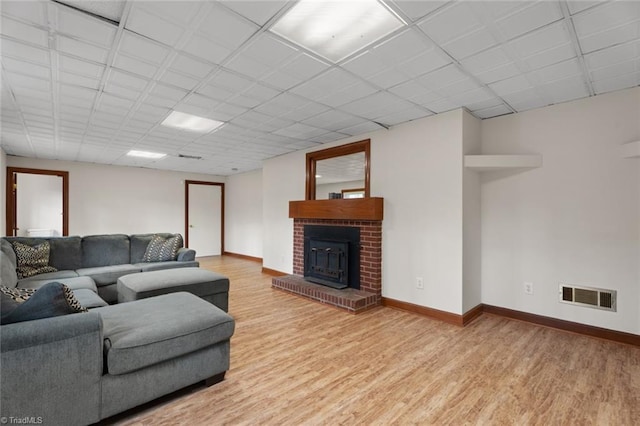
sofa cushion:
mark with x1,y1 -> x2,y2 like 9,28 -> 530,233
143,235 -> 183,262
11,241 -> 57,279
19,269 -> 79,282
73,289 -> 108,309
132,260 -> 199,272
94,292 -> 234,375
82,234 -> 130,268
130,233 -> 177,264
0,249 -> 18,288
48,236 -> 82,270
1,282 -> 87,325
3,236 -> 82,270
18,275 -> 98,292
76,264 -> 141,286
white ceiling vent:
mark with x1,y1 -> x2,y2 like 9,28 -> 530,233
559,284 -> 616,312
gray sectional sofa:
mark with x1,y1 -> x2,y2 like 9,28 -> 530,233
1,233 -> 199,303
0,234 -> 235,425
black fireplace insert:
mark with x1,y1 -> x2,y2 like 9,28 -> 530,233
303,225 -> 360,290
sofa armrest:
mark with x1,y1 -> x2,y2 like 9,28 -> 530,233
177,247 -> 196,262
1,313 -> 104,425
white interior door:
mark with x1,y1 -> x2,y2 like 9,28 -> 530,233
188,184 -> 222,257
16,173 -> 63,237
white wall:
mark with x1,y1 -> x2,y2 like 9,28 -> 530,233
225,169 -> 263,258
16,173 -> 63,236
5,156 -> 225,238
263,109 -> 467,314
462,111 -> 482,312
480,88 -> 640,334
262,149 -> 305,273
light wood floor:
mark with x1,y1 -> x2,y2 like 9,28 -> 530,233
112,256 -> 639,425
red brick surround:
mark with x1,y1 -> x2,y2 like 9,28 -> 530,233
272,218 -> 382,313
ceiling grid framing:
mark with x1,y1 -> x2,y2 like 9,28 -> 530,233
0,0 -> 638,175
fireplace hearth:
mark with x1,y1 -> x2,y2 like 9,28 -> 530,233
272,217 -> 382,314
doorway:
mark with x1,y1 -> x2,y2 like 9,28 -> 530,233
6,167 -> 69,237
185,180 -> 224,257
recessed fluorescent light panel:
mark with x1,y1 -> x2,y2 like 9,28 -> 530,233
271,0 -> 405,63
127,150 -> 166,159
161,111 -> 224,133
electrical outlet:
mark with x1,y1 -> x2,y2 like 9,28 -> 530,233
416,277 -> 424,290
524,282 -> 534,295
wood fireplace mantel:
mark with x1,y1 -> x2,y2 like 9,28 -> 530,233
289,198 -> 383,221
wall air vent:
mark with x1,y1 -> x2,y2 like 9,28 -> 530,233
559,284 -> 616,312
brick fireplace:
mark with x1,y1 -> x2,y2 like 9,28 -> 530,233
271,198 -> 383,313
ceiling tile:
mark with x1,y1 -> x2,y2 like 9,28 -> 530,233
1,38 -> 49,64
493,1 -> 563,40
301,110 -> 364,130
225,55 -> 273,80
5,72 -> 50,91
57,36 -> 109,63
209,70 -> 254,93
55,4 -> 117,47
577,19 -> 640,54
219,1 -> 288,26
291,69 -> 360,99
528,58 -> 582,84
158,70 -> 199,91
391,0 -> 449,22
1,1 -> 47,26
442,27 -> 498,60
1,16 -> 48,47
113,53 -> 159,78
507,21 -> 572,59
169,54 -> 215,79
1,57 -> 50,80
417,64 -> 468,90
59,72 -> 100,90
419,2 -> 483,45
242,34 -> 299,68
573,1 -> 639,39
318,82 -> 378,108
181,34 -> 231,64
126,6 -> 185,46
489,74 -> 533,96
584,40 -> 640,69
567,1 -> 603,15
120,31 -> 171,65
589,58 -> 640,81
372,28 -> 434,65
592,70 -> 640,94
198,4 -> 259,51
59,55 -> 104,78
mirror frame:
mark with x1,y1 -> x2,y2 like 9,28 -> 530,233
305,139 -> 370,200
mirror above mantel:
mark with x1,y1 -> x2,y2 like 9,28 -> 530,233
306,139 -> 370,200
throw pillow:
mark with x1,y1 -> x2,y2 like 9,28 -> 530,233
142,234 -> 183,262
11,241 -> 58,279
0,282 -> 88,325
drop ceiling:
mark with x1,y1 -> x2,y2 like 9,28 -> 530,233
1,0 -> 638,176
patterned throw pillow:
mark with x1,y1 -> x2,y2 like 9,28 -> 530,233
11,241 -> 58,279
142,234 -> 183,262
0,282 -> 88,325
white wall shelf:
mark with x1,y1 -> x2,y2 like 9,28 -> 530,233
464,155 -> 542,171
621,141 -> 640,158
